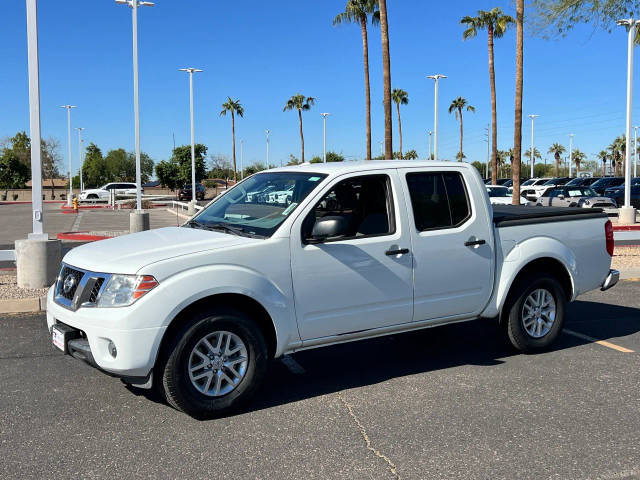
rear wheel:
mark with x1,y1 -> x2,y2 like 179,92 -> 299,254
158,308 -> 268,418
504,273 -> 566,352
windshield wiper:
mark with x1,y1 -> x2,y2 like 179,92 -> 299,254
187,221 -> 264,238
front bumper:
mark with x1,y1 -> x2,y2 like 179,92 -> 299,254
46,287 -> 166,378
601,269 -> 619,291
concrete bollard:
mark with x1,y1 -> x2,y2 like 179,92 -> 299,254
187,202 -> 196,216
619,206 -> 637,225
129,211 -> 150,233
15,238 -> 62,289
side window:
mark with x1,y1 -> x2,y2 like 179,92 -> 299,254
303,174 -> 394,240
405,172 -> 471,231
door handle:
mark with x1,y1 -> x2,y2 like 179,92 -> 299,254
385,248 -> 410,256
464,239 -> 486,247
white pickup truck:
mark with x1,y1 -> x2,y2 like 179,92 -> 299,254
47,161 -> 619,417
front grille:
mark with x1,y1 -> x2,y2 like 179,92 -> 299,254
57,266 -> 84,300
592,202 -> 614,208
88,278 -> 105,303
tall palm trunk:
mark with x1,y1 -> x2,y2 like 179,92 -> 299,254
602,159 -> 606,176
396,102 -> 403,159
360,18 -> 372,160
379,0 -> 393,159
488,24 -> 498,184
298,108 -> 305,163
512,0 -> 524,205
231,111 -> 237,182
458,107 -> 464,162
555,153 -> 560,177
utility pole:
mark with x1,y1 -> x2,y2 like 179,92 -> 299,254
179,67 -> 203,207
617,18 -> 639,223
634,125 -> 638,177
265,130 -> 270,166
320,113 -> 330,163
528,114 -> 539,178
75,127 -> 84,192
427,74 -> 446,161
428,130 -> 433,160
569,133 -> 574,178
484,124 -> 490,179
60,105 -> 76,206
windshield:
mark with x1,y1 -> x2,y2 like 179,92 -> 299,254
188,171 -> 327,237
522,179 -> 535,186
565,178 -> 584,186
487,187 -> 510,197
566,187 -> 596,197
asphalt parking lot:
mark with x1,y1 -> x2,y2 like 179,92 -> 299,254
1,282 -> 639,479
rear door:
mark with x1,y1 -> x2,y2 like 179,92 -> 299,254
399,168 -> 494,321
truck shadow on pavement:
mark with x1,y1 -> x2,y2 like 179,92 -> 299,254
128,299 -> 640,419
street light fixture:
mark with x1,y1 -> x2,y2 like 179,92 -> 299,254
528,114 -> 539,178
75,127 -> 85,192
179,68 -> 203,205
60,105 -> 76,206
115,0 -> 154,214
320,113 -> 330,163
427,74 -> 446,161
428,130 -> 433,160
568,133 -> 574,178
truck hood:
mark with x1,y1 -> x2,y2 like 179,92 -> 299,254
62,227 -> 253,274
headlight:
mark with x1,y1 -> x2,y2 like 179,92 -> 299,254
582,199 -> 590,205
96,274 -> 158,307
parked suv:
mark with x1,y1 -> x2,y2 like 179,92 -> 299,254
536,186 -> 616,209
178,183 -> 206,201
590,177 -> 625,195
79,182 -> 139,201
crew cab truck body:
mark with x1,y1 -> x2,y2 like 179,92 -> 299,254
46,161 -> 619,417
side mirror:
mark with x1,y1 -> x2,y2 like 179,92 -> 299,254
307,216 -> 348,244
557,194 -> 565,200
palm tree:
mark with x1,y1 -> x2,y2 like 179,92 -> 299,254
220,97 -> 244,182
333,1 -> 379,160
572,149 -> 586,175
461,8 -> 514,185
378,0 -> 392,159
283,94 -> 315,163
512,0 -> 524,204
548,143 -> 566,177
448,97 -> 475,162
597,150 -> 609,176
391,89 -> 408,158
609,136 -> 625,176
524,147 -> 542,174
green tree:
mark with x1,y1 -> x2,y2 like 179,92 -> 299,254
172,144 -> 208,185
448,97 -> 475,162
391,88 -> 409,159
597,150 -> 609,176
83,143 -> 106,187
333,0 -> 379,160
42,138 -> 61,198
378,0 -> 393,159
7,131 -> 31,168
512,0 -> 524,204
155,160 -> 180,191
471,161 -> 486,173
283,94 -> 315,163
572,148 -> 587,175
0,150 -> 29,192
244,163 -> 268,176
548,142 -> 566,177
220,97 -> 244,182
326,151 -> 345,162
403,149 -> 418,160
310,156 -> 323,164
461,8 -> 514,185
209,154 -> 234,179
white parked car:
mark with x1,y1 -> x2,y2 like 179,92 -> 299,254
520,177 -> 552,201
79,182 -> 139,201
268,185 -> 295,205
47,161 -> 618,417
486,185 -> 527,205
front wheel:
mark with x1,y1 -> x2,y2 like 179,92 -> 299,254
158,309 -> 268,418
504,274 -> 566,352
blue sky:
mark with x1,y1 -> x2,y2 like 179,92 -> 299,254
1,0 -> 639,176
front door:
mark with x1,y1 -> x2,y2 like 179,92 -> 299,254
290,171 -> 413,340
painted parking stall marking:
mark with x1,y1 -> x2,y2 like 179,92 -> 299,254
564,328 -> 635,353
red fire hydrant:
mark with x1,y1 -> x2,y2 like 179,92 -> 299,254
72,196 -> 78,213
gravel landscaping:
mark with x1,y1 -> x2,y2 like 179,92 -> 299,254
612,246 -> 640,269
0,274 -> 49,300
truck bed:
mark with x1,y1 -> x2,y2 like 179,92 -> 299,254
492,205 -> 607,227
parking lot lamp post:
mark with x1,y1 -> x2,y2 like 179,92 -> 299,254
428,130 -> 433,160
528,114 -> 539,178
75,127 -> 84,192
240,139 -> 244,180
179,68 -> 203,204
265,130 -> 270,166
617,18 -> 640,223
568,134 -> 574,178
485,124 -> 490,178
60,105 -> 76,206
634,125 -> 638,177
427,74 -> 446,161
320,113 -> 330,163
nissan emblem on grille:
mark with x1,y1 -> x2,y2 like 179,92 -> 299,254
63,274 -> 76,295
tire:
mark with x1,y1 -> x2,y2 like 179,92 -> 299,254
88,194 -> 98,199
504,273 -> 566,352
158,308 -> 268,418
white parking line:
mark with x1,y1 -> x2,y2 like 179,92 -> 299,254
564,329 -> 635,353
281,355 -> 305,374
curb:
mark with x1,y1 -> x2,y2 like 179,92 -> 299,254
613,225 -> 640,231
57,232 -> 113,241
0,295 -> 47,314
0,200 -> 65,205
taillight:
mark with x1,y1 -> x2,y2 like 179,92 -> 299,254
133,275 -> 158,300
605,220 -> 614,256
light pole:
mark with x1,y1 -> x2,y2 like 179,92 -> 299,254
75,127 -> 84,192
634,125 -> 638,177
427,74 -> 446,161
428,130 -> 433,160
240,139 -> 244,180
60,105 -> 76,206
265,130 -> 270,166
528,114 -> 539,178
379,140 -> 384,156
179,67 -> 203,205
116,0 -> 153,232
569,133 -> 574,178
320,113 -> 330,163
617,18 -> 640,223
485,124 -> 490,179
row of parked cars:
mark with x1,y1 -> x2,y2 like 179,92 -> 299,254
484,176 -> 640,209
